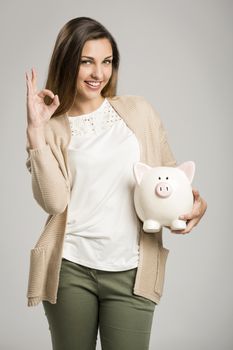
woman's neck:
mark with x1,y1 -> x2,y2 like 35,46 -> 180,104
68,96 -> 105,116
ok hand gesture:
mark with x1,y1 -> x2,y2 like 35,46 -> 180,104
25,67 -> 60,129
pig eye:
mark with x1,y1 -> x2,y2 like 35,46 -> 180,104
166,177 -> 169,180
158,177 -> 161,180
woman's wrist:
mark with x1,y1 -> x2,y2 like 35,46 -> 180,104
26,125 -> 46,149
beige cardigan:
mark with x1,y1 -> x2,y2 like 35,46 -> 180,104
25,95 -> 177,307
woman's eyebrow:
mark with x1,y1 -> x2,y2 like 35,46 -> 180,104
81,55 -> 113,59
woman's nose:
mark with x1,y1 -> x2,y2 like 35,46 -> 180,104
91,64 -> 103,80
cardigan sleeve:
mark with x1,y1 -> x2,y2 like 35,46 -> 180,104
158,118 -> 177,167
144,97 -> 177,167
25,142 -> 70,215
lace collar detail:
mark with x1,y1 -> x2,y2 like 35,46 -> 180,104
67,99 -> 122,136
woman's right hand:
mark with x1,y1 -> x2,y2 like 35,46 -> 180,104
25,67 -> 60,129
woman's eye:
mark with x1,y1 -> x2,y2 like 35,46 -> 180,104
81,60 -> 91,64
81,60 -> 112,65
104,60 -> 112,64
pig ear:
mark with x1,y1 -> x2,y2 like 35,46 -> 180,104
133,162 -> 152,185
177,161 -> 195,183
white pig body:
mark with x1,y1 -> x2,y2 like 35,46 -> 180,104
133,162 -> 195,232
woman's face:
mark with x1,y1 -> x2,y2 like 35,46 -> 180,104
76,38 -> 113,101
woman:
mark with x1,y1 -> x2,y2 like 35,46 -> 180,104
25,17 -> 207,350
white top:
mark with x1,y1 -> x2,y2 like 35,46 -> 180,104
62,98 -> 141,271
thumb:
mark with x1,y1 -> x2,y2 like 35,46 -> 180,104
52,94 -> 60,106
49,95 -> 60,111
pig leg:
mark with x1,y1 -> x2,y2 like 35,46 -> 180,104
143,219 -> 161,233
171,219 -> 187,230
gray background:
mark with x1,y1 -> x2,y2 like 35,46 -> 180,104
1,0 -> 232,349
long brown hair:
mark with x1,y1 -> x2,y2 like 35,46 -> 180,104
44,17 -> 120,117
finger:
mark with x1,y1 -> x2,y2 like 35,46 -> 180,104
179,212 -> 194,220
179,195 -> 202,220
181,219 -> 197,234
25,71 -> 29,91
171,228 -> 188,234
31,67 -> 38,93
38,89 -> 55,99
192,188 -> 200,200
171,229 -> 185,234
48,95 -> 60,112
49,94 -> 59,106
171,220 -> 194,234
26,72 -> 30,99
26,71 -> 33,96
53,94 -> 60,105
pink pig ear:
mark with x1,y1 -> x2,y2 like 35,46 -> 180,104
133,162 -> 152,185
177,161 -> 195,183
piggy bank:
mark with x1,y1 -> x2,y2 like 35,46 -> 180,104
133,161 -> 195,232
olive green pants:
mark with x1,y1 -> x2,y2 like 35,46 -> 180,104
43,258 -> 156,350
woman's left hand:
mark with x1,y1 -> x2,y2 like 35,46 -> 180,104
171,188 -> 207,235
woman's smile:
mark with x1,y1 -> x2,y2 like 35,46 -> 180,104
84,80 -> 103,90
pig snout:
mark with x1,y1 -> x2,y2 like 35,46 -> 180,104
155,182 -> 173,198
